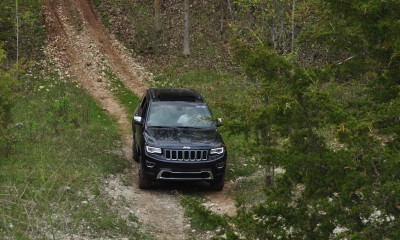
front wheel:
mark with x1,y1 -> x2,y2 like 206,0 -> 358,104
132,139 -> 139,162
210,175 -> 225,191
138,160 -> 152,189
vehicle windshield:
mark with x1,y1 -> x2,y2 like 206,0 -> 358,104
147,102 -> 214,128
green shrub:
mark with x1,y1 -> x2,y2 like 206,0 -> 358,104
0,47 -> 18,156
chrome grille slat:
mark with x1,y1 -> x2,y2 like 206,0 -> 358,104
164,149 -> 208,161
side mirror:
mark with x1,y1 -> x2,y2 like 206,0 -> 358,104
133,116 -> 142,124
216,118 -> 224,127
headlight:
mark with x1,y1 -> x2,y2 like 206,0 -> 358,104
146,146 -> 162,154
210,147 -> 224,155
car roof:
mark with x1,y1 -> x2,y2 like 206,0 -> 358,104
148,88 -> 205,102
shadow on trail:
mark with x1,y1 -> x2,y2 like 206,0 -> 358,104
149,181 -> 217,194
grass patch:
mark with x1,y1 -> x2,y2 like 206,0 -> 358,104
181,195 -> 250,239
0,67 -> 149,239
181,195 -> 239,239
103,66 -> 141,116
181,195 -> 228,231
233,173 -> 267,209
92,0 -> 110,28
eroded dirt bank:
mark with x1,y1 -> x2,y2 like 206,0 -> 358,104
43,0 -> 235,238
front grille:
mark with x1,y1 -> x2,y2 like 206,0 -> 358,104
164,149 -> 208,161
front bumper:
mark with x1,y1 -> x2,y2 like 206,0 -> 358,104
142,151 -> 227,181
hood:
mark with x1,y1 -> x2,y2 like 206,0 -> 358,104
144,127 -> 222,147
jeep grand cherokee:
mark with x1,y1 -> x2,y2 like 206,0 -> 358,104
132,88 -> 227,190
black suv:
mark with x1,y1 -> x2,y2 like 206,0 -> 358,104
132,88 -> 227,190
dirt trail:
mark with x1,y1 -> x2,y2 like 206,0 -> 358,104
43,0 -> 235,239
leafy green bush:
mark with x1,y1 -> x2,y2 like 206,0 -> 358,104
0,0 -> 45,61
0,47 -> 17,156
225,0 -> 400,237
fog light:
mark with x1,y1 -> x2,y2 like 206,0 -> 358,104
146,161 -> 156,168
216,162 -> 225,169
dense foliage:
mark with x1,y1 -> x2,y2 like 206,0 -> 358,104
227,0 -> 400,238
0,0 -> 43,156
0,0 -> 44,62
0,46 -> 17,156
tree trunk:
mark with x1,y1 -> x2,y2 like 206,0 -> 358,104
226,0 -> 234,21
154,0 -> 161,32
265,164 -> 275,187
261,0 -> 266,36
183,0 -> 190,56
16,0 -> 19,79
291,0 -> 296,53
220,0 -> 225,35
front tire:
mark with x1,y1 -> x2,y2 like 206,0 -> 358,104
138,159 -> 152,189
210,175 -> 225,191
132,139 -> 139,162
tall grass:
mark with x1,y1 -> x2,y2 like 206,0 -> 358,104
0,67 -> 148,239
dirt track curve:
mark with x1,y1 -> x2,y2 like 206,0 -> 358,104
43,0 -> 235,239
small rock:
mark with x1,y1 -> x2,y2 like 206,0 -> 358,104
60,186 -> 72,193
